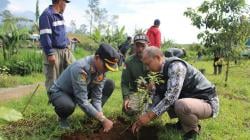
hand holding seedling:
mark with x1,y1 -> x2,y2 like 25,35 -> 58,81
131,111 -> 156,134
123,99 -> 130,111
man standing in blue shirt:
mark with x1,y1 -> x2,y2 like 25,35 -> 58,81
39,0 -> 74,92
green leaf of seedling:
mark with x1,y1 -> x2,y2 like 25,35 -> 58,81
0,107 -> 23,122
148,99 -> 153,104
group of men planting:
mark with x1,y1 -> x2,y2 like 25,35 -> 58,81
39,0 -> 219,140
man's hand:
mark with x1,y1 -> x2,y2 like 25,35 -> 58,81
123,99 -> 130,111
47,55 -> 56,64
123,99 -> 129,111
95,112 -> 113,132
131,112 -> 156,134
147,82 -> 156,91
102,118 -> 113,132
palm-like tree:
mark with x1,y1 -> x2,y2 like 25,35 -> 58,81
0,10 -> 31,60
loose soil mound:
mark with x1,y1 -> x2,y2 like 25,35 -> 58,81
62,116 -> 160,140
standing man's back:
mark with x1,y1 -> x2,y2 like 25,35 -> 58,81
146,19 -> 161,48
39,0 -> 74,92
164,48 -> 186,58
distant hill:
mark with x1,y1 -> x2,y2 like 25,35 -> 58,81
13,10 -> 35,22
0,10 -> 72,32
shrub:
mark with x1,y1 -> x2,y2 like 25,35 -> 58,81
0,65 -> 17,87
0,48 -> 43,76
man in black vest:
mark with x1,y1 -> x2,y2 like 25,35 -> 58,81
132,47 -> 219,140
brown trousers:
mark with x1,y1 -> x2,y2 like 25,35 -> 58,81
170,98 -> 212,133
43,48 -> 75,91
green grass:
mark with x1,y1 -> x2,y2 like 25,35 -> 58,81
0,73 -> 44,88
0,47 -> 89,88
1,59 -> 250,139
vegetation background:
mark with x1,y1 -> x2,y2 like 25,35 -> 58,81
1,0 -> 250,139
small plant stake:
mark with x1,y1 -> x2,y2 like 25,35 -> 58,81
21,84 -> 40,114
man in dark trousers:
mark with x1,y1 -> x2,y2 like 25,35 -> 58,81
48,44 -> 119,132
132,47 -> 219,140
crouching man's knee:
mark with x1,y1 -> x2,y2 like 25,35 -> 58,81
174,99 -> 192,116
102,79 -> 115,106
52,96 -> 76,119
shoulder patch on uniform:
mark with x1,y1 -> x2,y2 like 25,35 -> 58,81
81,69 -> 87,81
96,74 -> 104,82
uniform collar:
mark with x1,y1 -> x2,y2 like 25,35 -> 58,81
90,56 -> 104,75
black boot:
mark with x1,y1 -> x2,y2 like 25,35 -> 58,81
183,130 -> 198,140
165,121 -> 182,131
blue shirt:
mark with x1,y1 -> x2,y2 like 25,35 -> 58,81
39,5 -> 69,55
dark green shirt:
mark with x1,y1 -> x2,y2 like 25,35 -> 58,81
121,54 -> 148,100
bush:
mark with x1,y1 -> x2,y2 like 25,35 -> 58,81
0,48 -> 43,76
0,66 -> 17,87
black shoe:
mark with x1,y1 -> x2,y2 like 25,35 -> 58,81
165,121 -> 182,131
59,118 -> 70,129
183,130 -> 198,140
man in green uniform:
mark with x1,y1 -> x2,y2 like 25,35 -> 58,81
121,34 -> 149,115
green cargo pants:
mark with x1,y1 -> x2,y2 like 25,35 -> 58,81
43,48 -> 75,91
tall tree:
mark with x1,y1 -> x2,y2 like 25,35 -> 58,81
76,24 -> 88,34
70,20 -> 77,33
184,0 -> 250,86
94,8 -> 108,31
35,0 -> 39,23
31,0 -> 40,33
85,0 -> 99,35
0,10 -> 31,60
107,15 -> 119,35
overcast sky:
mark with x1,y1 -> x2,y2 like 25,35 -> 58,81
4,0 -> 250,44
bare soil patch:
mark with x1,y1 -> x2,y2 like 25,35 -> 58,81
0,83 -> 42,102
62,116 -> 160,140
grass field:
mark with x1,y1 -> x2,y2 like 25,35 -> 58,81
0,59 -> 250,140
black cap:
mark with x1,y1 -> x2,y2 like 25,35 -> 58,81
154,19 -> 160,26
96,43 -> 119,71
134,34 -> 149,44
52,0 -> 70,4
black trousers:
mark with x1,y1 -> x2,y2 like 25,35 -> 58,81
49,79 -> 115,119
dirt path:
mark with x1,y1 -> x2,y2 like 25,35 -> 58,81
0,83 -> 44,102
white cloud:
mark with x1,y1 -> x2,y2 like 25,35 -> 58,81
113,1 -> 202,43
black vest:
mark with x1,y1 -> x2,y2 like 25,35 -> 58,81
156,57 -> 216,100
